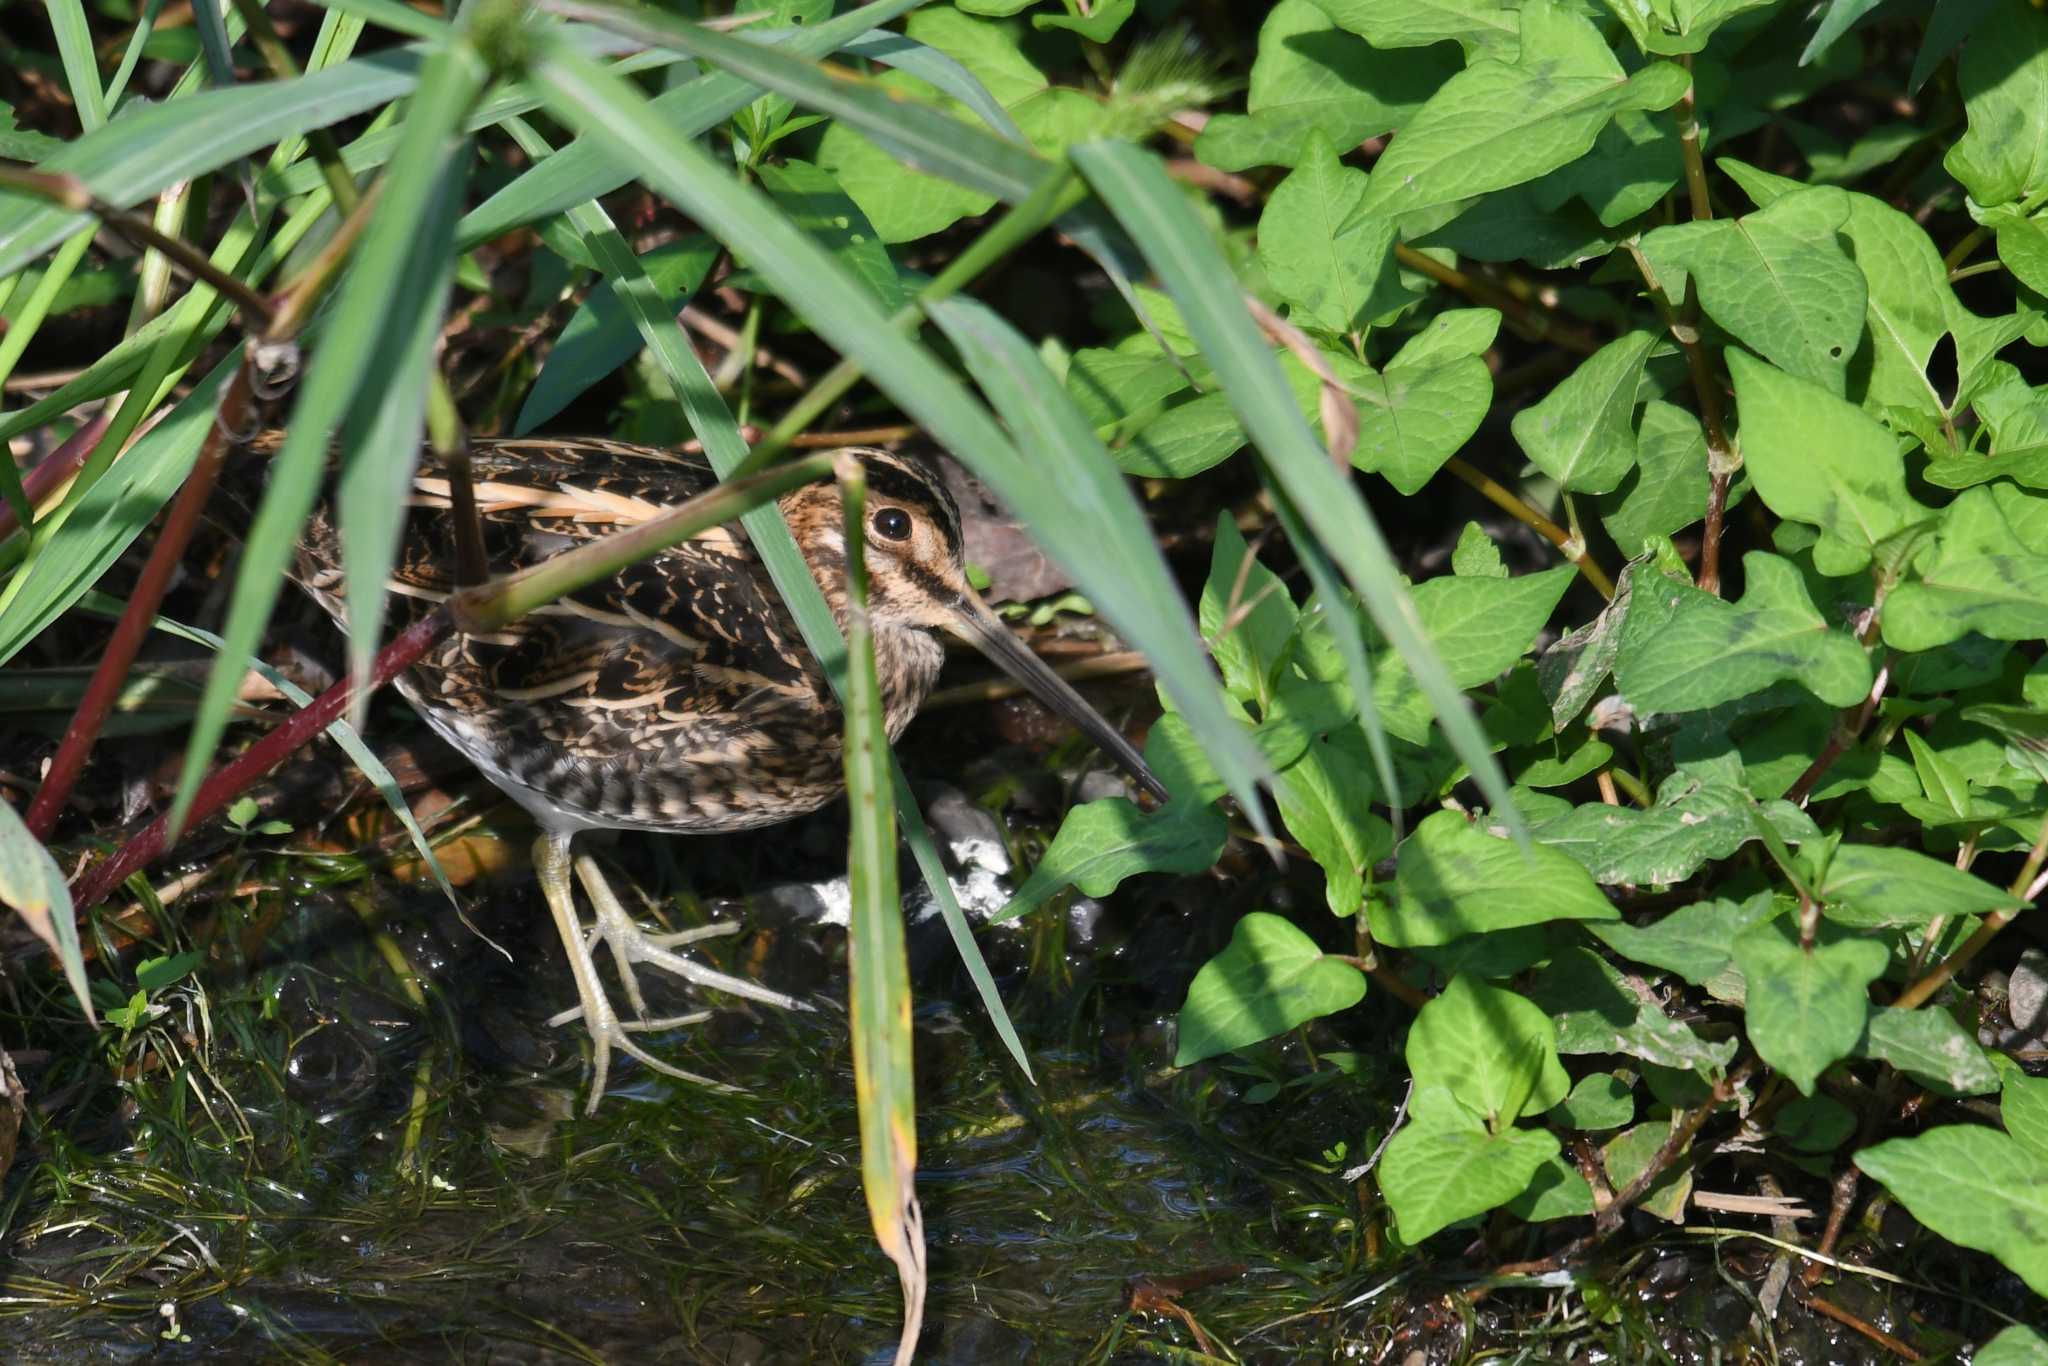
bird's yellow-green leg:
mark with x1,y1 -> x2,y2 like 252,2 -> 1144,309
534,833 -> 806,1114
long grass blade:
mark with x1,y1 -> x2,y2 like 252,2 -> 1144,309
0,44 -> 429,278
837,31 -> 1027,143
527,38 -> 1270,817
172,40 -> 489,833
44,0 -> 109,131
457,0 -> 928,247
78,593 -> 459,906
835,458 -> 926,1365
538,0 -> 1042,204
105,0 -> 172,109
0,796 -> 91,1023
515,123 -> 1034,1078
307,0 -> 451,42
1069,139 -> 1520,831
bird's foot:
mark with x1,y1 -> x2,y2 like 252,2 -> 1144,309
533,835 -> 807,1114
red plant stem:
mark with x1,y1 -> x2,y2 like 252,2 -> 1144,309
66,608 -> 451,910
0,409 -> 116,543
25,365 -> 259,839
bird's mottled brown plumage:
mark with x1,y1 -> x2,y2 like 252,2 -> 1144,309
290,437 -> 964,837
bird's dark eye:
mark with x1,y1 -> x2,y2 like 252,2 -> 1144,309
872,507 -> 913,542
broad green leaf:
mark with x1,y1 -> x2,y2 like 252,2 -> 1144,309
1598,399 -> 1710,557
1195,0 -> 1454,172
1526,946 -> 1738,1075
1928,373 -> 2048,490
1997,215 -> 2048,299
1602,0 -> 1778,55
807,9 -> 1066,240
1073,139 -> 1517,827
1173,912 -> 1367,1065
1603,1121 -> 1693,1222
1533,777 -> 1817,886
1539,108 -> 1682,226
458,0 -> 927,246
1944,0 -> 2048,209
0,792 -> 91,1022
1728,350 -> 1925,573
2005,1069 -> 2048,1161
1312,0 -> 1521,61
1199,515 -> 1297,707
1884,486 -> 2048,651
1379,809 -> 1618,947
1614,552 -> 1872,713
1408,974 -> 1570,1122
1360,565 -> 1576,745
1274,725 -> 1396,917
1033,0 -> 1134,43
1550,1072 -> 1635,1130
1354,1 -> 1691,221
1731,920 -> 1887,1095
996,799 -> 1228,923
1257,129 -> 1399,335
1538,573 -> 1630,728
1354,310 -> 1497,495
1380,1088 -> 1561,1241
1856,1007 -> 2000,1096
1642,189 -> 1866,393
1589,892 -> 1781,985
1904,730 -> 1975,823
1856,1126 -> 2048,1297
1510,329 -> 1655,494
1817,844 -> 2021,929
1979,1327 -> 2048,1366
755,158 -> 907,310
1452,523 -> 1507,579
1067,347 -> 1191,439
1774,1095 -> 1856,1153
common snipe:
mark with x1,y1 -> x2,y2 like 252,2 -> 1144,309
290,437 -> 1163,1111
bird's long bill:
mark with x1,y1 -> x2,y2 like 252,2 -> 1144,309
949,595 -> 1170,802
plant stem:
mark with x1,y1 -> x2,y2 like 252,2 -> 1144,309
1443,457 -> 1615,598
1891,808 -> 2048,1010
0,410 -> 113,545
1391,245 -> 1602,356
0,166 -> 278,330
1673,56 -> 1713,223
738,167 -> 1087,475
1625,244 -> 1736,595
68,611 -> 454,910
24,362 -> 261,839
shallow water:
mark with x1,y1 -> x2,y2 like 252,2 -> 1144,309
1,780 -> 2034,1362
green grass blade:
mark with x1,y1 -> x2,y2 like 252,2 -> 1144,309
78,592 -> 459,907
539,0 -> 1043,203
517,123 -> 1033,1079
835,461 -> 926,1360
106,0 -> 173,109
1070,138 -> 1519,832
0,226 -> 96,530
0,44 -> 429,278
0,353 -> 232,667
456,0 -> 928,248
45,0 -> 110,131
838,32 -> 1026,142
173,39 -> 489,834
308,0 -> 451,41
924,293 -> 1270,817
527,40 -> 1271,818
0,794 -> 92,1024
189,0 -> 239,89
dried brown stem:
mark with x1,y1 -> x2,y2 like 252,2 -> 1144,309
1891,806 -> 2048,1010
